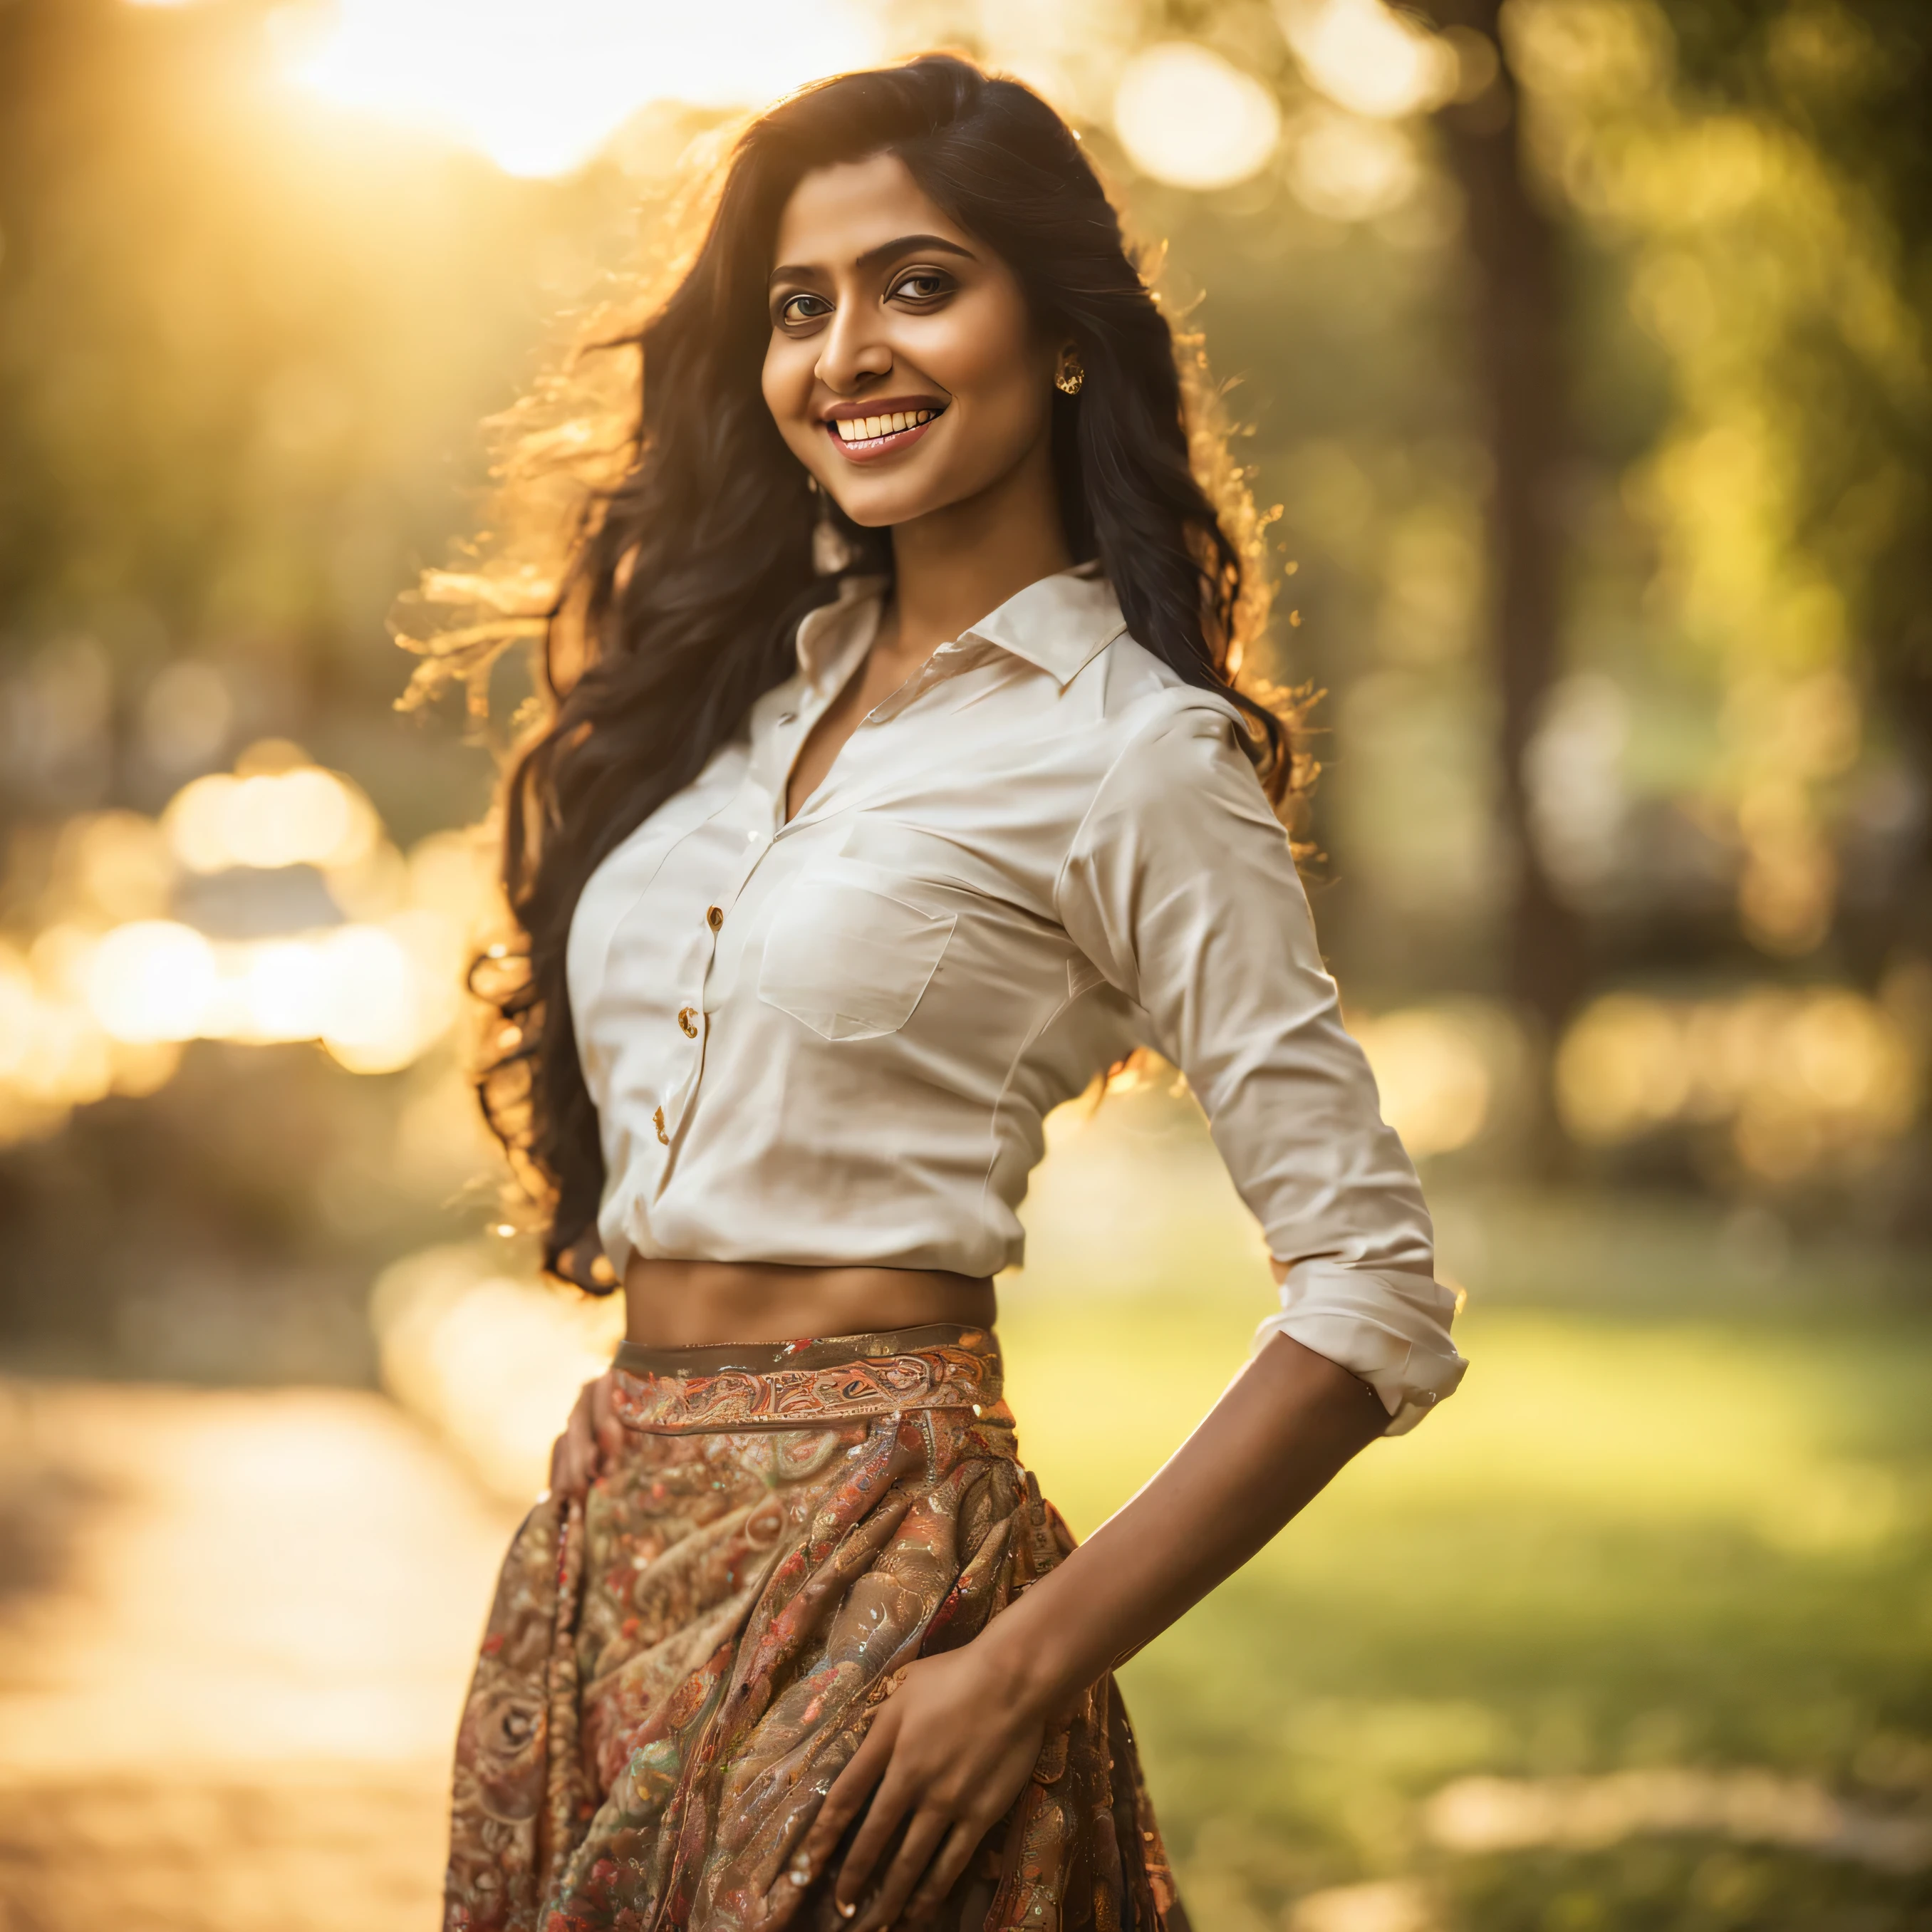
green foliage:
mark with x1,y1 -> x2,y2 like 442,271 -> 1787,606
1663,0 -> 1932,876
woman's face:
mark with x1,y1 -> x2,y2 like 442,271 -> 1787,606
762,152 -> 1057,531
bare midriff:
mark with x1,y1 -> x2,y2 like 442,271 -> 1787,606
622,1257 -> 997,1349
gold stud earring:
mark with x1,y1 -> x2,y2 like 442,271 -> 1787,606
1054,349 -> 1085,397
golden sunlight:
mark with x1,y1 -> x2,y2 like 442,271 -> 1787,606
277,0 -> 888,178
371,1244 -> 628,1501
1277,0 -> 1460,120
1112,41 -> 1282,191
1350,1006 -> 1494,1157
0,746 -> 503,1143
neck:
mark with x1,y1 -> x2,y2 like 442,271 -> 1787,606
885,432 -> 1073,660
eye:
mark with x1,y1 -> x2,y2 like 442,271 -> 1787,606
888,269 -> 954,305
777,291 -> 832,326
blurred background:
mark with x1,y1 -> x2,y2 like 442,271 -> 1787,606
1,0 -> 1928,1927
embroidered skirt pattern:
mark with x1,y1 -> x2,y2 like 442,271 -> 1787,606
443,1324 -> 1182,1932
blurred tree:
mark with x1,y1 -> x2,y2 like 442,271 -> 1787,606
1424,0 -> 1593,1047
1480,0 -> 1931,1215
1667,0 -> 1932,967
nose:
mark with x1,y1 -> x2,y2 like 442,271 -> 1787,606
814,303 -> 891,395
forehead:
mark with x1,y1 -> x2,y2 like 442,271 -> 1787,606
769,152 -> 970,270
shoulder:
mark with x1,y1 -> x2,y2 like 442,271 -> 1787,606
1082,631 -> 1245,740
1043,645 -> 1285,884
1079,635 -> 1262,801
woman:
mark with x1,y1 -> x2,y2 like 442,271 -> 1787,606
426,53 -> 1465,1932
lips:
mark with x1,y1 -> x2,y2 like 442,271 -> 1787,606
821,398 -> 947,462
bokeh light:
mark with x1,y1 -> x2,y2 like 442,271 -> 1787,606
1112,42 -> 1283,191
1277,0 -> 1460,120
1285,106 -> 1421,221
162,757 -> 380,876
87,921 -> 219,1044
0,744 -> 501,1146
1351,1006 -> 1497,1157
1556,986 -> 1921,1179
370,1244 -> 626,1500
62,813 -> 176,923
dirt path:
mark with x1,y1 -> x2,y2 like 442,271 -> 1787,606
0,1378 -> 520,1932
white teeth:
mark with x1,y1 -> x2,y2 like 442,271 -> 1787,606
831,408 -> 939,443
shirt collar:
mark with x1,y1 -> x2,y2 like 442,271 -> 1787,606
793,564 -> 1127,693
794,575 -> 888,692
962,562 -> 1127,687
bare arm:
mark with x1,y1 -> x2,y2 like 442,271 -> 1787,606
799,1332 -> 1388,1926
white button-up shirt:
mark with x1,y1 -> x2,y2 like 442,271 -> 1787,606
567,566 -> 1465,1431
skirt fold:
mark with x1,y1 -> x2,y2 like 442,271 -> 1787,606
444,1324 -> 1180,1932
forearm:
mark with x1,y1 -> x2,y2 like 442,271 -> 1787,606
977,1333 -> 1387,1710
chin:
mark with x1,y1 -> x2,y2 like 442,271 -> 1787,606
827,482 -> 942,530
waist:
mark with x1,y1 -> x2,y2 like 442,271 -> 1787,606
610,1321 -> 1007,1433
622,1256 -> 996,1349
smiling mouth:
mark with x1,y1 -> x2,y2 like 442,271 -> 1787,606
824,402 -> 947,460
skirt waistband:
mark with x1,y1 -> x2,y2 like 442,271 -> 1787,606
610,1322 -> 1005,1433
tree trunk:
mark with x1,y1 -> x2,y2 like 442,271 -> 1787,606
1428,1 -> 1591,1044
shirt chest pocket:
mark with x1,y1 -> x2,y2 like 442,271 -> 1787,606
757,866 -> 957,1043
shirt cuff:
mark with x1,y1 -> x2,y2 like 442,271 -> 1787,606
1251,1260 -> 1467,1435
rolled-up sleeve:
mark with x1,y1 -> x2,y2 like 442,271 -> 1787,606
1055,692 -> 1467,1433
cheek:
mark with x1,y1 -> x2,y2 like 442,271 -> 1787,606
920,295 -> 1050,447
928,305 -> 1030,403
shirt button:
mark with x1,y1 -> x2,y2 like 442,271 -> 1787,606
706,905 -> 724,932
677,1007 -> 699,1038
653,1105 -> 668,1146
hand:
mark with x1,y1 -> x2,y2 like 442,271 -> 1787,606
798,1638 -> 1052,1929
547,1369 -> 623,1500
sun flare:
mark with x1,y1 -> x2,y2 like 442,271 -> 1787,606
276,0 -> 888,178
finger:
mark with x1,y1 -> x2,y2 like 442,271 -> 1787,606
556,1393 -> 598,1498
900,1819 -> 988,1926
800,1711 -> 897,1891
836,1759 -> 922,1916
855,1804 -> 952,1932
589,1371 -> 625,1460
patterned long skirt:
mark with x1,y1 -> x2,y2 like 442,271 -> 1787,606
443,1323 -> 1183,1932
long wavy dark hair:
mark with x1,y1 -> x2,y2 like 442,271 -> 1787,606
402,53 -> 1307,1290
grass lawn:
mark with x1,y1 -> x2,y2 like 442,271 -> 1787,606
994,1154 -> 1932,1931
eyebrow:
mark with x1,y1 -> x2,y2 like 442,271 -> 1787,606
768,233 -> 977,286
